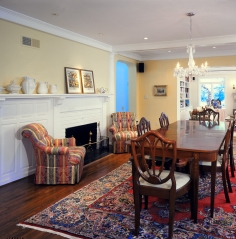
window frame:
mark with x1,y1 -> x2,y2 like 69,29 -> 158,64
198,76 -> 225,107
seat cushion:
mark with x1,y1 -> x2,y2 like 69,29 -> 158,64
139,170 -> 191,190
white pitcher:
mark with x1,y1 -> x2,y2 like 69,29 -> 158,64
50,84 -> 57,94
37,82 -> 48,94
22,76 -> 36,94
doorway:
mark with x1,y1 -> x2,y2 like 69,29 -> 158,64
116,61 -> 129,112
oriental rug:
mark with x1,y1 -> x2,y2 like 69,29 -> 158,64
18,161 -> 236,239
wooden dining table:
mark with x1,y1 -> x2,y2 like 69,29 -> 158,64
127,120 -> 229,222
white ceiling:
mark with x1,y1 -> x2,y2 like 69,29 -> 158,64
1,0 -> 236,61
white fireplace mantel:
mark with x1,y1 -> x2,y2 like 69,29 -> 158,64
0,93 -> 112,106
0,93 -> 113,186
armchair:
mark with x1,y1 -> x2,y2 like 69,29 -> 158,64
109,112 -> 138,153
22,123 -> 86,185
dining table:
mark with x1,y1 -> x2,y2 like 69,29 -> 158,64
127,120 -> 229,222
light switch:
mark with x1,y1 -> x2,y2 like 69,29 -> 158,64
144,95 -> 148,99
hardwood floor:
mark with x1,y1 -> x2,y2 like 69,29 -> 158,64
0,153 -> 130,239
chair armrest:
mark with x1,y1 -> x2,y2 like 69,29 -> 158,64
53,137 -> 76,147
109,125 -> 118,135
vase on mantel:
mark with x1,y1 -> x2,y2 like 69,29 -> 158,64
22,76 -> 36,94
37,82 -> 48,94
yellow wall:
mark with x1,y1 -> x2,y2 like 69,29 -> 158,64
139,56 -> 236,127
0,19 -> 110,94
1,19 -> 236,129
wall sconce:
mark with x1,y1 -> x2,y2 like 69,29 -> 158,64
233,85 -> 235,89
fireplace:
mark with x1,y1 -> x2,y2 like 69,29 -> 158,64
66,123 -> 98,149
66,122 -> 110,165
0,94 -> 111,186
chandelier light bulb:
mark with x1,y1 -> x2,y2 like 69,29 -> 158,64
174,13 -> 209,78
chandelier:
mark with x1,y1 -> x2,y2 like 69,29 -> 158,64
174,12 -> 209,78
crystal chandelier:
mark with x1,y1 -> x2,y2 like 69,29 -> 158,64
174,13 -> 209,78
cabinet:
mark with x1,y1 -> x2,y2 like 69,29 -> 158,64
177,77 -> 192,120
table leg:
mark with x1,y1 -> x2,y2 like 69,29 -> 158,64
210,160 -> 217,218
191,153 -> 199,223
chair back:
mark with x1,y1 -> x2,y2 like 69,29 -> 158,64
131,130 -> 176,186
137,117 -> 151,136
220,121 -> 232,167
159,112 -> 169,128
110,112 -> 136,132
199,108 -> 219,124
22,123 -> 54,148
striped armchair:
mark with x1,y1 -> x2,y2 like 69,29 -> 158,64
22,123 -> 86,185
109,112 -> 138,153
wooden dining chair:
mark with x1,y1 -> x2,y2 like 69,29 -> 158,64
159,112 -> 190,172
199,108 -> 220,124
200,120 -> 233,205
130,130 -> 195,239
137,117 -> 151,136
219,117 -> 236,177
137,117 -> 172,170
159,112 -> 169,128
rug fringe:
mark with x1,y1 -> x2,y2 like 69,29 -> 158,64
17,223 -> 82,239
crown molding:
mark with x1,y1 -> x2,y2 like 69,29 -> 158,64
113,35 -> 236,53
1,6 -> 236,62
0,6 -> 112,52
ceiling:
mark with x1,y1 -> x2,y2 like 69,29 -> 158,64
1,0 -> 236,61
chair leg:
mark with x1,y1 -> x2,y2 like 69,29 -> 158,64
229,147 -> 235,177
226,167 -> 233,193
168,196 -> 175,239
134,193 -> 141,236
222,164 -> 230,203
144,195 -> 148,209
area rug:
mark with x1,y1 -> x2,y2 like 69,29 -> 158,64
18,161 -> 236,239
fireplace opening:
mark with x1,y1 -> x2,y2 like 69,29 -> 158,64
66,123 -> 97,150
65,123 -> 110,165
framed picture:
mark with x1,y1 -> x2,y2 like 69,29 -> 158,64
154,85 -> 167,96
65,67 -> 82,94
80,69 -> 95,94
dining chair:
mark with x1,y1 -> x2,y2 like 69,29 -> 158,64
137,117 -> 151,136
199,108 -> 220,124
130,130 -> 195,238
159,112 -> 190,172
200,120 -> 233,205
159,112 -> 169,128
219,117 -> 236,177
137,117 -> 172,170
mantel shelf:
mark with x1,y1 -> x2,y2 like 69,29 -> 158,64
0,93 -> 113,100
0,93 -> 113,106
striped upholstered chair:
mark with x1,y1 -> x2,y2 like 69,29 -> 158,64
109,112 -> 138,153
22,123 -> 86,185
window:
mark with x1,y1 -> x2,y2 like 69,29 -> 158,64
199,78 -> 225,107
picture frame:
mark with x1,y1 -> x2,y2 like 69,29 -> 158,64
65,67 -> 82,94
80,69 -> 95,94
154,85 -> 167,96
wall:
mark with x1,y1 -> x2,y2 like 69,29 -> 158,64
0,19 -> 110,94
139,56 -> 236,128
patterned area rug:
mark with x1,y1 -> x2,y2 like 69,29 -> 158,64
18,161 -> 236,239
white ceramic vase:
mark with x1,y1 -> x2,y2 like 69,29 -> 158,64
22,76 -> 36,94
37,82 -> 48,94
50,84 -> 57,94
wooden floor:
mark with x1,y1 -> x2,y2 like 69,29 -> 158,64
0,153 -> 130,239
